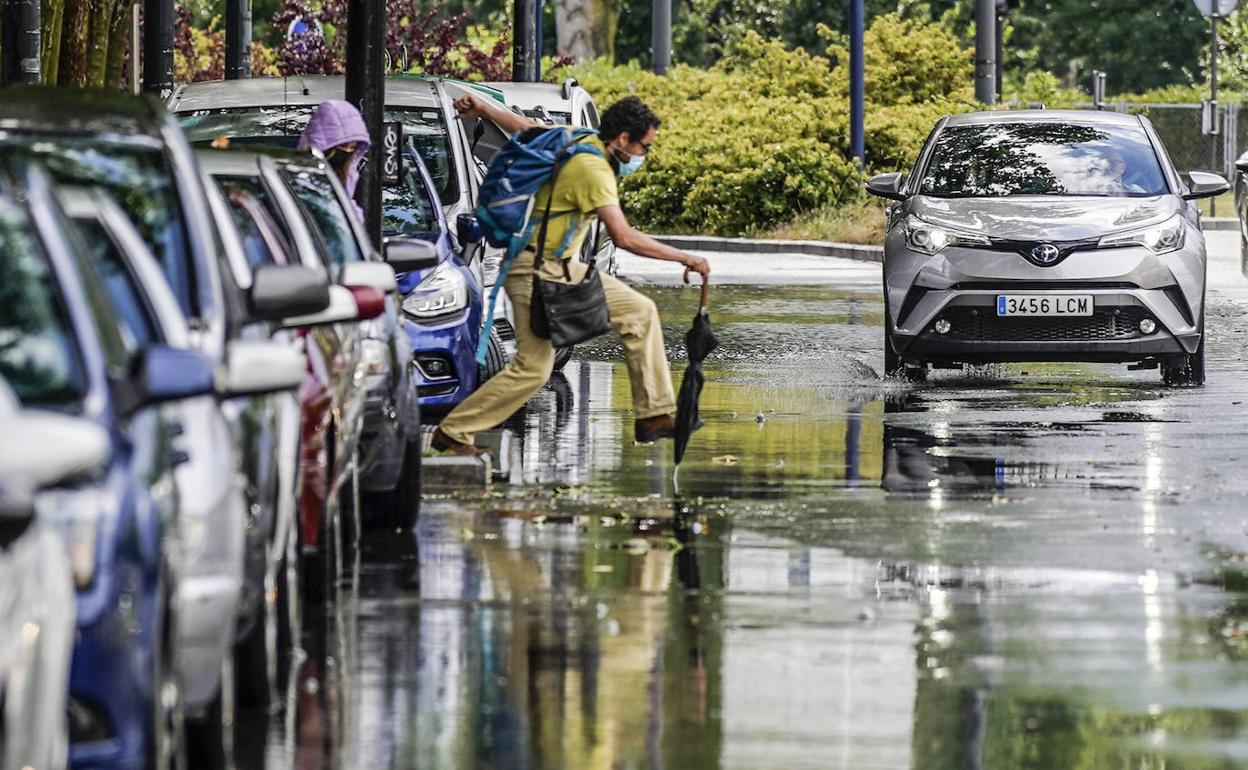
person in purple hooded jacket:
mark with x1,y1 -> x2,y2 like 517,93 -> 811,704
298,99 -> 370,215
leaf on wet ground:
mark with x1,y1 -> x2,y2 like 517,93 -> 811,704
712,454 -> 739,465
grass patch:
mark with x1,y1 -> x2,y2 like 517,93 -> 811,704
755,199 -> 889,245
1198,191 -> 1235,218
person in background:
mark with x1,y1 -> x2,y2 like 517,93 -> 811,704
298,99 -> 370,214
431,94 -> 712,457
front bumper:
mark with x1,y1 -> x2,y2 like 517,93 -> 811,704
402,314 -> 480,414
894,290 -> 1200,364
884,236 -> 1206,365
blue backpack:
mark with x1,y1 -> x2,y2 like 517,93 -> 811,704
474,126 -> 603,364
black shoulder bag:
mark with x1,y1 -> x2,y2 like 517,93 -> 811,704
529,142 -> 613,348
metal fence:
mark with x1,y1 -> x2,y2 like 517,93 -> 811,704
1079,102 -> 1242,179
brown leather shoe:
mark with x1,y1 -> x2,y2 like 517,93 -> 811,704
634,414 -> 676,443
431,427 -> 489,457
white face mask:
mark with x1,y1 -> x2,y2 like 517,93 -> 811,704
611,141 -> 647,177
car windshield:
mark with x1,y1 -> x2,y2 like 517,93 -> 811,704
180,105 -> 460,206
0,135 -> 198,315
383,151 -> 440,237
920,122 -> 1169,198
281,169 -> 363,278
0,197 -> 86,408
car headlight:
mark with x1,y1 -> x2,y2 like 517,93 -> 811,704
401,261 -> 468,320
360,338 -> 390,376
1098,214 -> 1186,255
36,487 -> 103,589
905,215 -> 990,256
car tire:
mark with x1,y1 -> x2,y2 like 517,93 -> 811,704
363,439 -> 421,532
1242,231 -> 1248,279
276,511 -> 302,689
233,590 -> 275,711
1162,333 -> 1206,387
185,652 -> 233,770
479,325 -> 507,382
552,346 -> 574,372
152,569 -> 187,770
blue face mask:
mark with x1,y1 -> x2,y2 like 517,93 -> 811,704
614,147 -> 646,177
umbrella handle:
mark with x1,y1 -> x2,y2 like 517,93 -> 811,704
683,270 -> 711,310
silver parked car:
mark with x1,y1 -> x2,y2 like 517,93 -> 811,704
867,110 -> 1228,386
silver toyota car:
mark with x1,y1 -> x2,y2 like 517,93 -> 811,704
867,110 -> 1228,386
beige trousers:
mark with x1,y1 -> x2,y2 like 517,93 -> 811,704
439,253 -> 676,446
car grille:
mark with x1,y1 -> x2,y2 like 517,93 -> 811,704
940,307 -> 1149,342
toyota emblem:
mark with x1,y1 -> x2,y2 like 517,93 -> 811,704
1030,243 -> 1060,265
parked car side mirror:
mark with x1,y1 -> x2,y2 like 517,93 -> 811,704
340,260 -> 397,294
282,285 -> 359,328
117,345 -> 216,416
1236,150 -> 1248,174
865,172 -> 906,201
216,339 -> 306,397
0,412 -> 109,491
1184,171 -> 1230,200
383,237 -> 439,274
249,264 -> 331,322
456,214 -> 483,247
346,285 -> 386,321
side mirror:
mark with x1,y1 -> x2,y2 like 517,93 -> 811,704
383,237 -> 439,274
0,412 -> 109,489
120,345 -> 216,415
1236,151 -> 1248,174
456,214 -> 483,247
217,339 -> 306,397
340,260 -> 397,294
250,264 -> 331,322
866,172 -> 906,201
1184,170 -> 1230,200
283,285 -> 359,328
346,285 -> 386,321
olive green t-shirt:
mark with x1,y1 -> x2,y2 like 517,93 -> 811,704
527,133 -> 618,260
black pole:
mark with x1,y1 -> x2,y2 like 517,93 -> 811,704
1,0 -> 40,85
512,0 -> 538,82
1211,13 -> 1220,216
345,0 -> 385,247
652,0 -> 671,75
534,0 -> 543,81
994,2 -> 1004,99
849,0 -> 863,167
974,0 -> 996,104
224,0 -> 252,80
142,0 -> 174,97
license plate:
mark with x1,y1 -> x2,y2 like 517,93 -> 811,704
996,294 -> 1093,317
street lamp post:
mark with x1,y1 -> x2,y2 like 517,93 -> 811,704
849,0 -> 864,168
653,0 -> 672,75
225,0 -> 252,80
974,0 -> 997,104
512,0 -> 539,82
345,0 -> 386,247
0,0 -> 40,86
142,0 -> 175,98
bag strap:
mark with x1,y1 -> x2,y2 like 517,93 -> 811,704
534,134 -> 595,279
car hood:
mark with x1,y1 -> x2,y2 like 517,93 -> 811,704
911,195 -> 1182,241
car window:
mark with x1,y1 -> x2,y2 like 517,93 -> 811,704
0,135 -> 198,316
215,175 -> 297,264
73,218 -> 162,355
920,122 -> 1169,198
383,150 -> 440,237
0,198 -> 87,408
180,105 -> 461,207
282,169 -> 364,278
584,100 -> 600,129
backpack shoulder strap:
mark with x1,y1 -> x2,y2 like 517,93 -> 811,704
533,132 -> 599,269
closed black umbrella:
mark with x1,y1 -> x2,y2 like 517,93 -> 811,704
674,276 -> 718,465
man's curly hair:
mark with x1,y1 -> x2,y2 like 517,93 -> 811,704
598,96 -> 661,144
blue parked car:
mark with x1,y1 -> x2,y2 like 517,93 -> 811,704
387,147 -> 491,411
0,160 -> 216,769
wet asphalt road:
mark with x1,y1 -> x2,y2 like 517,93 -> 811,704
243,231 -> 1248,769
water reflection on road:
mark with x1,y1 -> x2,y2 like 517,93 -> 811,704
248,278 -> 1248,769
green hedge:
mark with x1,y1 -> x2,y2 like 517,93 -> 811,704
555,14 -> 977,237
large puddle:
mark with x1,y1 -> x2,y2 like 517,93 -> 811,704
243,281 -> 1248,769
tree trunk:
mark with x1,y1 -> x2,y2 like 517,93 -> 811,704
105,0 -> 131,89
554,0 -> 617,62
41,0 -> 63,83
86,0 -> 116,87
57,0 -> 89,85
